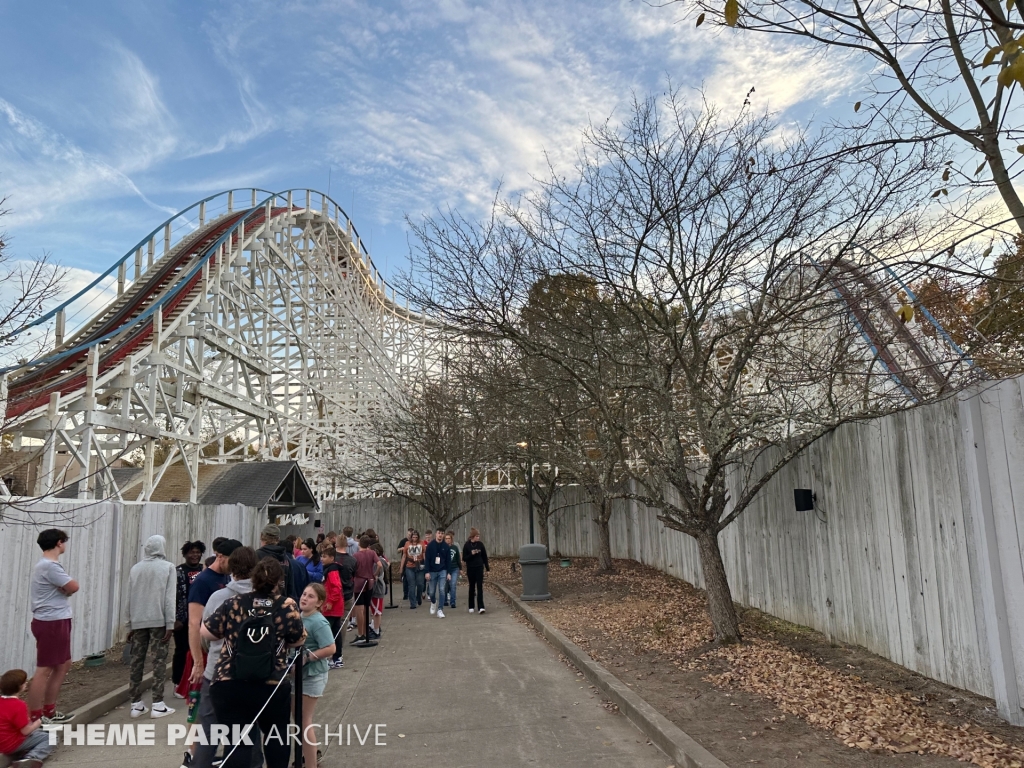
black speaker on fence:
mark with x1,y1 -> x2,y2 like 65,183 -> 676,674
794,489 -> 815,512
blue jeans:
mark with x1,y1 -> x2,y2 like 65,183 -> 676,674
8,728 -> 52,761
427,571 -> 449,606
404,567 -> 425,607
444,568 -> 459,606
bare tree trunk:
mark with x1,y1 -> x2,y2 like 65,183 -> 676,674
595,499 -> 613,571
537,509 -> 550,549
696,528 -> 740,643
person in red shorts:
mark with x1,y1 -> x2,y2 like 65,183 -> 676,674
27,529 -> 78,725
0,669 -> 53,767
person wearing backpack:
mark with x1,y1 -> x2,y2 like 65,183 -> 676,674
189,546 -> 258,768
202,557 -> 306,768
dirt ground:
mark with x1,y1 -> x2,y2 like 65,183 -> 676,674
51,641 -> 141,712
489,557 -> 1024,768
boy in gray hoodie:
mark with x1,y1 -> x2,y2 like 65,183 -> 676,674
126,535 -> 177,718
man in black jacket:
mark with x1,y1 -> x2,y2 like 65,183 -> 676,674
255,524 -> 309,601
424,529 -> 451,618
462,528 -> 490,613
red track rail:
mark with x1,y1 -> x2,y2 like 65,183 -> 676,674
5,208 -> 288,421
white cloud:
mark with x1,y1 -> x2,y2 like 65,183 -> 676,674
0,98 -> 176,228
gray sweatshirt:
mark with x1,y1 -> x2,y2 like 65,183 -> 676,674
126,535 -> 177,630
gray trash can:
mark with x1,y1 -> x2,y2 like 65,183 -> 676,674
519,543 -> 551,601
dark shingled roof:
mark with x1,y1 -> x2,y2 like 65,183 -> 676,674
197,461 -> 316,510
55,461 -> 317,510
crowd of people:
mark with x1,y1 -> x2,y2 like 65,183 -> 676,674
0,522 -> 491,768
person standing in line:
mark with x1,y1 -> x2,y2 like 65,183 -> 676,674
188,546 -> 258,768
396,528 -> 413,600
27,529 -> 78,725
202,558 -> 306,768
342,527 -> 359,557
320,547 -> 345,669
350,536 -> 380,646
463,528 -> 490,614
0,669 -> 53,767
298,583 -> 335,768
297,539 -> 323,583
126,535 -> 177,719
335,545 -> 357,633
186,539 -> 239,690
173,541 -> 206,692
423,529 -> 451,619
399,532 -> 424,609
255,524 -> 309,602
364,530 -> 386,639
443,531 -> 461,609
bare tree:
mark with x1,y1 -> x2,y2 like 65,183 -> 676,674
0,199 -> 65,361
404,93 -> 970,642
685,0 -> 1024,231
339,373 -> 498,531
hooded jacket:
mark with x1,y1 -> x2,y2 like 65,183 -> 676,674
256,542 -> 310,602
126,535 -> 177,630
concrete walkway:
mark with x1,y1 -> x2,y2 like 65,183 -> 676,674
45,588 -> 669,767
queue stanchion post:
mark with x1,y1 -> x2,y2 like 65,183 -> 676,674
294,650 -> 304,767
386,562 -> 396,609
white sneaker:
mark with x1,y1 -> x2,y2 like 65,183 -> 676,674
173,691 -> 186,699
437,609 -> 445,618
468,608 -> 475,613
151,703 -> 175,719
129,701 -> 148,718
478,608 -> 486,614
430,604 -> 436,615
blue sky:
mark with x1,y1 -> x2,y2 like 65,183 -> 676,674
0,0 -> 859,293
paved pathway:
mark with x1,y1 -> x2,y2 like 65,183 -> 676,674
46,588 -> 669,767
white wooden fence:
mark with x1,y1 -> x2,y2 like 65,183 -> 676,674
0,501 -> 262,674
322,376 -> 1024,725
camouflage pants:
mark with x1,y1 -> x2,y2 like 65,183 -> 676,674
128,627 -> 170,703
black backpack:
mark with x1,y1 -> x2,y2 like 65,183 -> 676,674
232,594 -> 283,681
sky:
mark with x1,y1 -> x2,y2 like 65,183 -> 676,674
0,0 -> 861,296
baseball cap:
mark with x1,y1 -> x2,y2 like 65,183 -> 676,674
214,538 -> 243,556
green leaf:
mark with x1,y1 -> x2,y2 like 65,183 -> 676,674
983,245 -> 994,258
983,45 -> 1003,67
941,188 -> 948,196
982,75 -> 992,85
696,12 -> 705,27
724,0 -> 740,27
1017,145 -> 1024,153
854,101 -> 861,112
